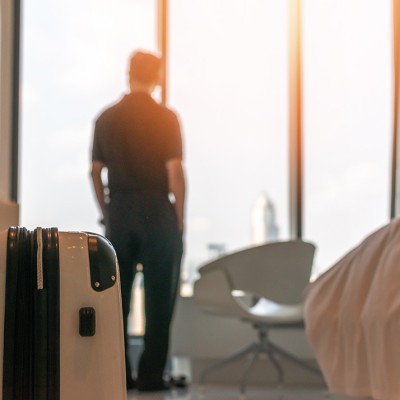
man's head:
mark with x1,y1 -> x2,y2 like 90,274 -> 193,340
129,51 -> 161,91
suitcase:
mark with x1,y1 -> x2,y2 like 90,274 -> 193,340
0,227 -> 126,400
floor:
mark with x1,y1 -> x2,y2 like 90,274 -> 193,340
126,385 -> 332,400
126,341 -> 332,399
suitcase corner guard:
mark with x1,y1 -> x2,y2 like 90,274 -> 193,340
87,233 -> 117,292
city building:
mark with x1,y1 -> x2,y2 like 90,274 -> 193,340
251,192 -> 279,245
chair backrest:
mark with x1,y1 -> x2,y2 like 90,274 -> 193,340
198,240 -> 315,305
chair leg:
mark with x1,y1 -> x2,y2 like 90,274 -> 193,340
200,326 -> 322,394
200,342 -> 258,386
266,347 -> 285,384
240,347 -> 260,394
257,325 -> 285,384
268,341 -> 322,377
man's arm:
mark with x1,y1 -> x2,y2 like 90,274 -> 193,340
167,158 -> 186,232
90,161 -> 107,220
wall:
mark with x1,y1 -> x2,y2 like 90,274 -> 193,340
0,0 -> 14,200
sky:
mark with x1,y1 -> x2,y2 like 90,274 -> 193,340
20,0 -> 393,281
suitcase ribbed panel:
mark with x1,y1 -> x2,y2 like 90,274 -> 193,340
0,230 -> 7,397
32,228 -> 60,400
3,228 -> 34,400
33,228 -> 48,400
58,232 -> 126,400
43,228 -> 60,400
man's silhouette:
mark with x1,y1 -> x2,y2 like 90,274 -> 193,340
91,51 -> 185,392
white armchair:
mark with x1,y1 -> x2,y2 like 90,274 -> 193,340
193,240 -> 322,394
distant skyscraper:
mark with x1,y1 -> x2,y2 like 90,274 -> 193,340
207,243 -> 226,259
251,193 -> 279,244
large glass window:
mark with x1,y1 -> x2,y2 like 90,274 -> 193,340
21,0 -> 157,231
20,0 -> 395,302
21,0 -> 158,336
169,0 -> 290,293
303,0 -> 392,276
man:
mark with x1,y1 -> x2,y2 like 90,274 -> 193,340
90,51 -> 185,392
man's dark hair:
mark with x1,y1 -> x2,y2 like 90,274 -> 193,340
129,51 -> 161,85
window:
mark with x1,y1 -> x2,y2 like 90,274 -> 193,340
303,0 -> 392,275
21,0 -> 158,336
20,0 -> 395,309
21,0 -> 157,230
169,0 -> 290,293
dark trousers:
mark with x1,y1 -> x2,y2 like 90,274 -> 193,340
107,191 -> 183,385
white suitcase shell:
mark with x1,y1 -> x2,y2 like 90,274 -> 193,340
0,228 -> 127,400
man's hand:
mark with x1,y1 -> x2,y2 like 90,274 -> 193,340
90,161 -> 107,220
166,158 -> 186,232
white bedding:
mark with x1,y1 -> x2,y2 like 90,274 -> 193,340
304,218 -> 400,400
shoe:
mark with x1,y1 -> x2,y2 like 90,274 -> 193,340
126,376 -> 136,391
168,375 -> 188,389
137,380 -> 170,392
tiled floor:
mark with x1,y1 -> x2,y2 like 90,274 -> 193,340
127,385 -> 331,400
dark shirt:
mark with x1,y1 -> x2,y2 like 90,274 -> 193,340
92,92 -> 182,194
